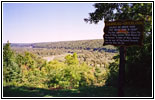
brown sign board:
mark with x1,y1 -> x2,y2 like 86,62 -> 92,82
103,20 -> 144,46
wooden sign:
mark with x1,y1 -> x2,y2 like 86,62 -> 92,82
103,20 -> 144,46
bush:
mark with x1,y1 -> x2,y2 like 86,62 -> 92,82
3,47 -> 109,89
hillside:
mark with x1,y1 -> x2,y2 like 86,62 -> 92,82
9,39 -> 117,53
9,39 -> 118,69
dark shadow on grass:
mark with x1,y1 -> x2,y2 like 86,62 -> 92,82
3,85 -> 152,97
3,85 -> 80,97
78,86 -> 118,97
3,85 -> 118,97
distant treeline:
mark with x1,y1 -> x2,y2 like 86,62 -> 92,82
5,39 -> 118,53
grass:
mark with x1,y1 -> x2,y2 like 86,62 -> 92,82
3,85 -> 152,97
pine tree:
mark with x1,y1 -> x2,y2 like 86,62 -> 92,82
3,41 -> 20,83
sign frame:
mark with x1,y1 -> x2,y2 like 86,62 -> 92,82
103,20 -> 144,46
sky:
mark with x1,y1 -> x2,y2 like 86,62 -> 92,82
3,3 -> 105,43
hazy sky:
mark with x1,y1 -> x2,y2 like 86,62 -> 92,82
3,3 -> 104,43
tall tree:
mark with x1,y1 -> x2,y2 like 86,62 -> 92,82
3,41 -> 14,67
85,3 -> 152,88
3,41 -> 20,83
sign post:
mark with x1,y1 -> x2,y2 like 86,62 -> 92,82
118,46 -> 126,96
103,20 -> 144,97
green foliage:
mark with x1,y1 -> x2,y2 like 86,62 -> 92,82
3,42 -> 21,83
105,57 -> 119,87
126,44 -> 152,88
4,46 -> 108,89
85,3 -> 152,88
85,3 -> 152,22
3,3 -> 152,97
16,54 -> 25,66
65,53 -> 79,65
44,53 -> 99,89
24,52 -> 37,69
10,39 -> 115,54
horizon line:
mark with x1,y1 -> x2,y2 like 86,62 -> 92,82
3,38 -> 103,44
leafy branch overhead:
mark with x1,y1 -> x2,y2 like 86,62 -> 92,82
84,3 -> 152,24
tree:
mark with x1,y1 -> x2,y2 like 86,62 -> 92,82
3,41 -> 14,67
85,3 -> 152,88
65,53 -> 79,65
3,41 -> 20,83
24,52 -> 36,69
84,3 -> 152,22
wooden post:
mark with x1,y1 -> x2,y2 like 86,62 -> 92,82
118,46 -> 126,97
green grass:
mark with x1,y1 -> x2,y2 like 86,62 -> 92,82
3,85 -> 152,97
